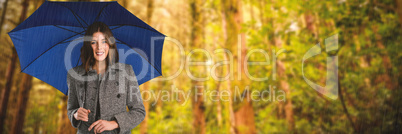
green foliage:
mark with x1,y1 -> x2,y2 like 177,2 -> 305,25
0,0 -> 399,133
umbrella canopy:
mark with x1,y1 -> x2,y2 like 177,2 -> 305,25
8,1 -> 165,95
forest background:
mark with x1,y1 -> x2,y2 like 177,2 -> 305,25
0,0 -> 400,133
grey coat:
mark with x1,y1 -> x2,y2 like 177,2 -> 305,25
67,62 -> 145,134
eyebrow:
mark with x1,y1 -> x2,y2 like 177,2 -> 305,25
91,39 -> 106,41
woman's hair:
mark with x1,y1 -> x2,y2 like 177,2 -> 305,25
80,21 -> 119,73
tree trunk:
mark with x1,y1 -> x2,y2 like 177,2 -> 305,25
225,54 -> 236,134
190,0 -> 206,133
146,0 -> 154,23
216,81 -> 222,127
9,0 -> 31,133
0,0 -> 29,133
397,0 -> 402,26
277,57 -> 295,131
57,96 -> 77,134
0,0 -> 10,34
10,74 -> 33,134
221,11 -> 236,134
0,48 -> 16,134
273,23 -> 295,131
191,81 -> 206,134
222,0 -> 256,133
234,89 -> 256,134
211,37 -> 223,128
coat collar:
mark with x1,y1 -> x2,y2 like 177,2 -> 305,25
80,62 -> 124,76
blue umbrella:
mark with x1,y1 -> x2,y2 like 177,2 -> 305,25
8,1 -> 165,95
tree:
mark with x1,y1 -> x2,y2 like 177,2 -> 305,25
57,96 -> 76,134
189,0 -> 206,133
221,0 -> 256,133
0,0 -> 29,133
0,0 -> 11,132
10,74 -> 33,134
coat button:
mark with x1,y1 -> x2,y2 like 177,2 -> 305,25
117,94 -> 121,98
115,81 -> 119,86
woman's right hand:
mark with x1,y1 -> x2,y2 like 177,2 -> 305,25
74,107 -> 91,122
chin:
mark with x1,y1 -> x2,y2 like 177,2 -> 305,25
95,57 -> 107,62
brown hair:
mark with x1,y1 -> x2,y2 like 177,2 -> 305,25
80,21 -> 119,73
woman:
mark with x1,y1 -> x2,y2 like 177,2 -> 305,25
66,22 -> 146,134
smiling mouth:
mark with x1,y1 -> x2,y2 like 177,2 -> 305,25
96,52 -> 104,56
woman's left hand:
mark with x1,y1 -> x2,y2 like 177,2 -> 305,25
88,120 -> 119,133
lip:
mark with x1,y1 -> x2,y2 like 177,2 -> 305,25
96,52 -> 104,56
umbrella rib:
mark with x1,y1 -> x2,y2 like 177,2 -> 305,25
53,2 -> 88,31
110,25 -> 125,31
114,37 -> 162,76
115,40 -> 122,44
60,40 -> 75,44
53,25 -> 84,35
8,25 -> 84,34
94,3 -> 113,22
109,24 -> 165,36
20,31 -> 86,73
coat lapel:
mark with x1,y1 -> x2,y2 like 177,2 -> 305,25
106,62 -> 126,93
75,62 -> 126,119
98,62 -> 125,119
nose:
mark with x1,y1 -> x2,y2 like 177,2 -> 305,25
96,41 -> 104,50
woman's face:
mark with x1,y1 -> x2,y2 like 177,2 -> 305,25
91,32 -> 109,62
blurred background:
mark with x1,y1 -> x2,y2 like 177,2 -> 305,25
0,0 -> 400,133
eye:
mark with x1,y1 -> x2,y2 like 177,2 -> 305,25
91,41 -> 96,45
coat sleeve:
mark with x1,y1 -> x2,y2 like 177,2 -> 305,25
114,64 -> 146,134
67,69 -> 81,128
